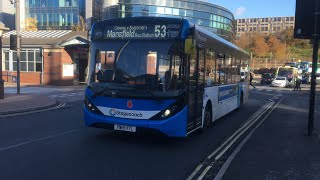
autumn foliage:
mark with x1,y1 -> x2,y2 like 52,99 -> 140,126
235,29 -> 311,60
24,17 -> 38,31
71,16 -> 86,31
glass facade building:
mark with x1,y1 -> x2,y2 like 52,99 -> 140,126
103,0 -> 236,41
25,0 -> 86,30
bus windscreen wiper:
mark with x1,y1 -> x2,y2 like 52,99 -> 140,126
133,83 -> 155,98
91,87 -> 113,98
143,88 -> 155,98
91,85 -> 121,98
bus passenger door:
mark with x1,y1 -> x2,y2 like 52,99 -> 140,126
187,47 -> 205,131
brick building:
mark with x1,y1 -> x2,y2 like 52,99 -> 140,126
1,30 -> 89,85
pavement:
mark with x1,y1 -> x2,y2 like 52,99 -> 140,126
0,93 -> 57,115
0,83 -> 85,115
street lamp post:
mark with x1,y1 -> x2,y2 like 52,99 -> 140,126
10,0 -> 21,94
0,35 -> 4,99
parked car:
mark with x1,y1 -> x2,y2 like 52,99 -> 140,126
272,77 -> 289,87
240,71 -> 247,81
261,73 -> 274,84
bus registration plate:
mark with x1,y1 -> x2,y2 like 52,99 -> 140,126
114,124 -> 136,132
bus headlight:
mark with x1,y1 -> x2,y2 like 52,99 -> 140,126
150,98 -> 186,120
162,109 -> 171,118
84,97 -> 103,115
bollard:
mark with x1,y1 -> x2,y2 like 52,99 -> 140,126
0,79 -> 4,99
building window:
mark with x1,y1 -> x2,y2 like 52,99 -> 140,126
4,51 -> 9,71
172,8 -> 179,16
164,7 -> 172,15
3,49 -> 42,72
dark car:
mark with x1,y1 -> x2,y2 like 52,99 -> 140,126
261,73 -> 274,84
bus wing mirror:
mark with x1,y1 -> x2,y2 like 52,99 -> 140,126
185,38 -> 196,55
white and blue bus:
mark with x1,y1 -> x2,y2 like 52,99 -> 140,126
84,17 -> 250,137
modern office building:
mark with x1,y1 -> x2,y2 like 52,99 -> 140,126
236,16 -> 295,37
0,22 -> 10,35
19,0 -> 102,30
0,0 -> 15,30
102,0 -> 236,41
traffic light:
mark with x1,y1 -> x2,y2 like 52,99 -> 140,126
10,34 -> 17,50
294,0 -> 320,39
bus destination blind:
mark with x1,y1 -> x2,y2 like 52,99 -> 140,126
93,24 -> 181,40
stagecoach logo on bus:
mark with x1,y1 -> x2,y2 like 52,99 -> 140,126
109,108 -> 143,118
94,24 -> 181,40
98,106 -> 160,119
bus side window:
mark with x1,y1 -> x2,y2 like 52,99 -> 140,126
205,49 -> 215,86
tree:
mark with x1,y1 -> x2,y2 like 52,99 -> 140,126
72,16 -> 86,31
24,17 -> 38,31
267,35 -> 287,59
276,28 -> 294,46
251,33 -> 269,58
235,33 -> 252,52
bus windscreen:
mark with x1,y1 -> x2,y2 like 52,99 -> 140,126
88,40 -> 186,98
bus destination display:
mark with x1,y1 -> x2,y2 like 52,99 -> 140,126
93,24 -> 181,40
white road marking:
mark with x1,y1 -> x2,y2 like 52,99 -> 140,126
207,101 -> 273,159
187,93 -> 283,180
186,101 -> 273,180
186,164 -> 204,180
48,92 -> 84,98
0,129 -> 81,152
214,101 -> 274,161
197,165 -> 212,180
214,97 -> 284,180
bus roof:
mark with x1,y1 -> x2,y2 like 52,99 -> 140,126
193,25 -> 249,59
91,17 -> 249,59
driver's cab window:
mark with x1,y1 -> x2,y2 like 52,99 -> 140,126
159,54 -> 185,91
95,50 -> 115,82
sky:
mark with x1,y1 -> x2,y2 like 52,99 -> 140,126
208,0 -> 296,19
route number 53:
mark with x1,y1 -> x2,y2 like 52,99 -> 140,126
155,25 -> 167,37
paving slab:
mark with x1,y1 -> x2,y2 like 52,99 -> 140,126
0,93 -> 57,115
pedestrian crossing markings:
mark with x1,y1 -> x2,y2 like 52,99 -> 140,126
49,92 -> 84,98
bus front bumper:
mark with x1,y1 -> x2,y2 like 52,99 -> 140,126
83,106 -> 188,137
